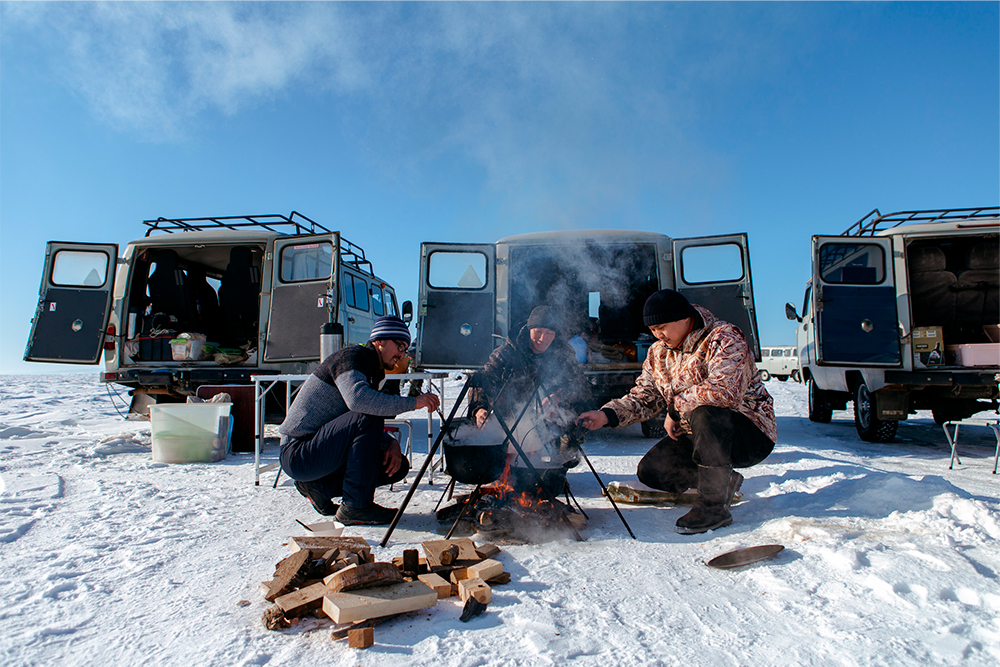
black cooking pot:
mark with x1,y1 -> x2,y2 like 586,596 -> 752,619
510,465 -> 568,497
443,419 -> 508,484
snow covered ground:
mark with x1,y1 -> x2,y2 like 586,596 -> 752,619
2,374 -> 999,666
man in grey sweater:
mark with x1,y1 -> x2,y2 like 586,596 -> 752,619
279,315 -> 440,525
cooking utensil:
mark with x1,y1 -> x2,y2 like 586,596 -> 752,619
707,544 -> 784,569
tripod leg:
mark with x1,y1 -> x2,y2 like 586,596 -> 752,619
445,485 -> 482,539
434,477 -> 457,512
580,446 -> 636,539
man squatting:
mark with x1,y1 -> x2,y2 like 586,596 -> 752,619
579,289 -> 776,534
278,315 -> 440,525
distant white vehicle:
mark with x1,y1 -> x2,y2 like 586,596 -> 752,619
757,346 -> 800,382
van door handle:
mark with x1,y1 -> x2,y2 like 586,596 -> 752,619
348,316 -> 355,323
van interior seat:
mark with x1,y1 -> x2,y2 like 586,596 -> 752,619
186,266 -> 224,342
955,240 -> 999,328
218,246 -> 262,347
907,245 -> 957,327
145,249 -> 193,331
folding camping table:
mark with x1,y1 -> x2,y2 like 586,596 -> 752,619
943,417 -> 1000,474
250,371 -> 450,486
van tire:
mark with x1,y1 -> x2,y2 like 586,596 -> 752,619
808,378 -> 833,423
853,382 -> 898,442
641,417 -> 667,439
791,369 -> 802,383
759,369 -> 771,382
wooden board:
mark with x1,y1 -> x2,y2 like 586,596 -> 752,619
323,581 -> 438,624
421,538 -> 479,567
289,536 -> 371,560
417,573 -> 452,599
474,543 -> 501,560
275,582 -> 328,617
348,627 -> 374,648
265,549 -> 311,601
468,559 -> 503,581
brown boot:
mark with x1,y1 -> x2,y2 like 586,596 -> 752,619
675,466 -> 735,535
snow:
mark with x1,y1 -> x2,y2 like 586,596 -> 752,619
2,374 -> 999,666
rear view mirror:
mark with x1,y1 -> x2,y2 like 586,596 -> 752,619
785,302 -> 801,323
401,300 -> 413,324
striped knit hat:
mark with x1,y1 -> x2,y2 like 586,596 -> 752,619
368,315 -> 411,347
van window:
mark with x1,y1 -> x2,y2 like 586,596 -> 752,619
818,243 -> 885,284
761,348 -> 770,356
51,250 -> 109,287
370,284 -> 384,316
429,251 -> 487,289
384,289 -> 398,316
344,274 -> 369,310
279,242 -> 333,282
680,243 -> 744,284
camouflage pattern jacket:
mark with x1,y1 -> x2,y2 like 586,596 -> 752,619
602,305 -> 777,442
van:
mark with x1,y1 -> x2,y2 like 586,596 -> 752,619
785,206 -> 999,442
24,212 -> 410,415
414,230 -> 761,436
757,346 -> 800,382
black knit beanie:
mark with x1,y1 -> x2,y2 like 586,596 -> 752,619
526,306 -> 559,333
642,289 -> 695,326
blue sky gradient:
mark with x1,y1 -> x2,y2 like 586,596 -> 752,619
2,2 -> 997,373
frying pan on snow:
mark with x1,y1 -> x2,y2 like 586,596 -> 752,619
707,544 -> 784,569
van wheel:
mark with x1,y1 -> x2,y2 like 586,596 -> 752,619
759,369 -> 771,381
791,369 -> 802,383
808,378 -> 833,423
641,417 -> 667,439
853,382 -> 898,442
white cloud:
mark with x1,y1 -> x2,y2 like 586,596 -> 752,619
2,2 -> 815,223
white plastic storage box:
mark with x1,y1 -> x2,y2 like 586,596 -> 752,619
170,338 -> 204,361
149,403 -> 231,463
945,343 -> 1000,368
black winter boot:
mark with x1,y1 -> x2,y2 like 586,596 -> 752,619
675,466 -> 736,534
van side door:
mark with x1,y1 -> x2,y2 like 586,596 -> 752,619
416,243 -> 496,368
264,234 -> 339,362
341,271 -> 375,345
672,234 -> 760,359
25,242 -> 118,364
812,236 -> 900,365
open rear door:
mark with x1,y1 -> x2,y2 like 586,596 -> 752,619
264,233 -> 339,362
812,236 -> 900,365
416,243 -> 496,368
25,242 -> 118,364
673,233 -> 760,359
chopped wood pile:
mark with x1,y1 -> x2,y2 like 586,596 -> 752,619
260,535 -> 509,647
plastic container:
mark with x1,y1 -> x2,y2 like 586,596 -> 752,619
945,343 -> 1000,368
305,521 -> 345,537
170,338 -> 204,361
149,403 -> 232,463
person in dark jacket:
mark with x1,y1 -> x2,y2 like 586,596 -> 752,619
578,289 -> 776,535
468,305 -> 591,428
279,315 -> 440,525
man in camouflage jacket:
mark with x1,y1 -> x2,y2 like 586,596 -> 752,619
579,289 -> 776,534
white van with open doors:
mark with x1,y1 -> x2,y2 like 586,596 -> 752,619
24,212 -> 411,416
414,229 -> 761,436
785,207 -> 999,442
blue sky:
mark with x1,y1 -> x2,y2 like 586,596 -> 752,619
1,2 -> 997,374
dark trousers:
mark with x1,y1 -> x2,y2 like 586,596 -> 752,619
280,412 -> 410,508
636,405 -> 774,493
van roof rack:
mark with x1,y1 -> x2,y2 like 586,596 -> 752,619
842,206 -> 1000,237
142,211 -> 374,275
143,211 -> 332,237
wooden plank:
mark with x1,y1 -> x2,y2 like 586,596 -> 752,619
422,538 -> 479,567
323,581 -> 438,624
486,571 -> 511,585
275,582 -> 328,617
289,536 -> 371,560
324,562 -> 404,592
392,555 -> 427,572
457,578 -> 491,604
474,543 -> 501,560
467,559 -> 503,581
449,567 -> 470,585
402,549 -> 420,573
265,549 -> 311,601
348,627 -> 374,649
417,573 -> 452,599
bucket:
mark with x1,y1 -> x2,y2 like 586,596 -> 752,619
149,403 -> 232,463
